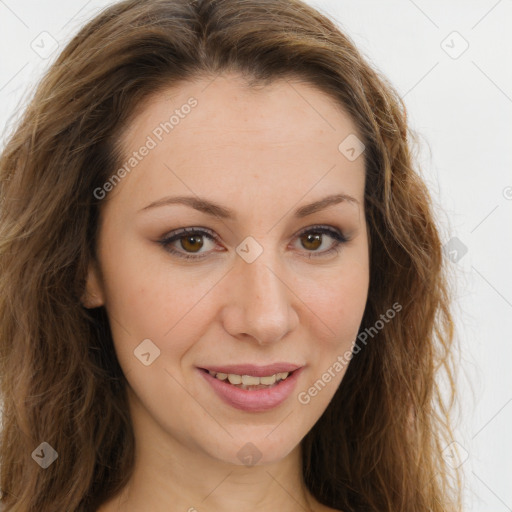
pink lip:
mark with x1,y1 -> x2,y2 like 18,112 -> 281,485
198,366 -> 304,412
200,363 -> 302,377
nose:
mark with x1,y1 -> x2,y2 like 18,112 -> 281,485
221,249 -> 299,345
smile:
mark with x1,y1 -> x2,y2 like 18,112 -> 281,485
198,367 -> 304,412
206,369 -> 291,389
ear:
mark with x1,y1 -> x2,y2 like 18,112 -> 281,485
81,259 -> 105,308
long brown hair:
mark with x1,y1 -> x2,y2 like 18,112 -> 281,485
0,0 -> 462,510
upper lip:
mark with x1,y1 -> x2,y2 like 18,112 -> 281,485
199,363 -> 303,377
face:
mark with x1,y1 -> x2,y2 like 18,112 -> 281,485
84,73 -> 369,467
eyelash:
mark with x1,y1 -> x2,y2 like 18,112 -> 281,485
158,225 -> 349,261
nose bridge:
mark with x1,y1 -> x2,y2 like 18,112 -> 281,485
226,241 -> 295,344
242,250 -> 283,304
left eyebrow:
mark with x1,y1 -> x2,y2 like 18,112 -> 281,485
139,193 -> 359,219
294,193 -> 359,218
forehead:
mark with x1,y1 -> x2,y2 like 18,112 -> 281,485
108,74 -> 366,215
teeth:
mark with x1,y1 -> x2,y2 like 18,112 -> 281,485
227,374 -> 242,385
260,374 -> 276,385
208,370 -> 290,385
241,375 -> 260,385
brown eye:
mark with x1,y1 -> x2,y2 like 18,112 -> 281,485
159,225 -> 348,261
293,225 -> 348,259
300,232 -> 323,251
179,234 -> 204,253
159,227 -> 219,260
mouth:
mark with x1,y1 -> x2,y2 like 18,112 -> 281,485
198,367 -> 296,391
197,365 -> 304,412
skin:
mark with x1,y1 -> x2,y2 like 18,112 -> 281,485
86,73 -> 369,512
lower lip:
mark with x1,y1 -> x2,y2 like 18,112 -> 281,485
198,367 -> 304,412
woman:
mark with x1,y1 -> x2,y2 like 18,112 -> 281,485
0,0 -> 462,510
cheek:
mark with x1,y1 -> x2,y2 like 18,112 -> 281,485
295,265 -> 369,412
302,258 -> 369,346
98,238 -> 222,362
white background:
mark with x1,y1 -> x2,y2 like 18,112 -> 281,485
1,1 -> 511,510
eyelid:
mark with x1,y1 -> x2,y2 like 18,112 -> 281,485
294,224 -> 344,239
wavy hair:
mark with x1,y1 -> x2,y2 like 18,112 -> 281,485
0,0 -> 461,510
